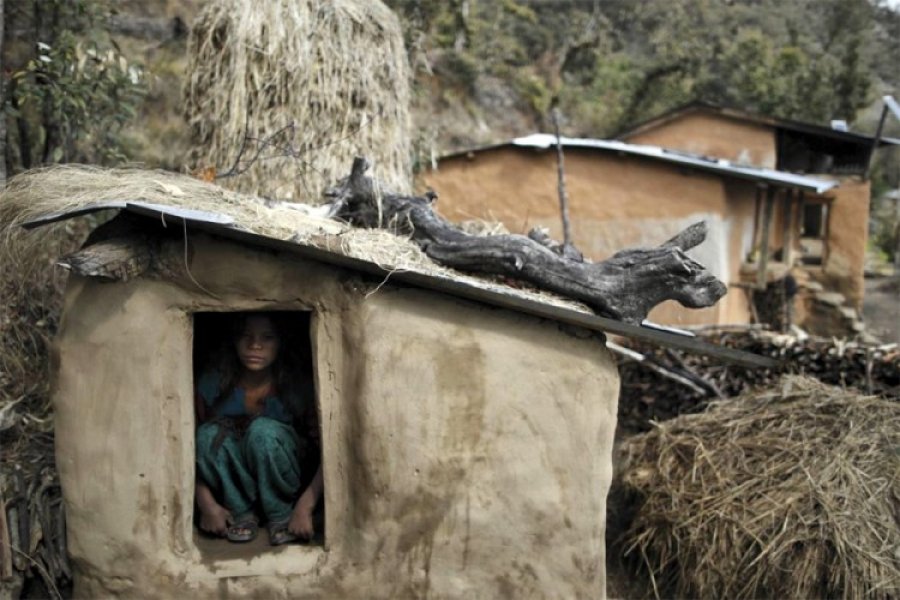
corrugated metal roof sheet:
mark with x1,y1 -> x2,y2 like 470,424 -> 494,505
22,203 -> 777,367
615,100 -> 900,147
510,134 -> 839,194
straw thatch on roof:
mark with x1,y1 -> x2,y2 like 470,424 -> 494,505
610,375 -> 900,600
0,165 -> 592,309
185,0 -> 411,201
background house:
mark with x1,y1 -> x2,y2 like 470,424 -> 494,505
422,105 -> 896,331
619,102 -> 900,312
421,135 -> 836,328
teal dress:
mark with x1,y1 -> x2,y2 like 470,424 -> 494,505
195,371 -> 309,524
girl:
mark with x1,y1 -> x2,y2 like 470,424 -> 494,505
194,313 -> 322,545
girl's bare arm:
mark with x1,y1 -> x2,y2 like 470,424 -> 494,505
196,480 -> 231,536
289,464 -> 323,538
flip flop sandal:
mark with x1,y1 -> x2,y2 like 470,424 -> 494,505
226,513 -> 259,543
268,519 -> 299,546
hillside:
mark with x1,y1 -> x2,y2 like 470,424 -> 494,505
384,0 -> 900,156
4,0 -> 899,177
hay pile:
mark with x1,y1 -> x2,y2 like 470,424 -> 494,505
0,165 -> 588,311
185,0 -> 411,201
611,375 -> 900,599
0,186 -> 83,598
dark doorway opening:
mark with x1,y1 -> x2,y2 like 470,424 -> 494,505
192,311 -> 324,557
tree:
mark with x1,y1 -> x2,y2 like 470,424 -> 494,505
385,0 -> 891,149
3,0 -> 145,175
1,0 -> 6,188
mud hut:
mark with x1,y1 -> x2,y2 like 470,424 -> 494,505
185,0 -> 411,200
2,166 -> 624,598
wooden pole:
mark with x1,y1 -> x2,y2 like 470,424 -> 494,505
781,189 -> 795,266
751,185 -> 763,259
551,108 -> 574,250
864,96 -> 899,179
864,105 -> 888,180
757,186 -> 775,289
894,193 -> 900,271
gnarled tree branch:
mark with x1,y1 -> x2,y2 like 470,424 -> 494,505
327,157 -> 727,324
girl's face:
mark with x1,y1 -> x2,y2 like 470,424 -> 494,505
235,315 -> 280,373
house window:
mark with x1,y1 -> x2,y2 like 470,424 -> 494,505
799,202 -> 829,265
192,311 -> 324,557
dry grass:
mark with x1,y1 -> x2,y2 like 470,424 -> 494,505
0,165 -> 589,310
184,0 -> 411,201
611,375 -> 900,599
0,164 -> 346,245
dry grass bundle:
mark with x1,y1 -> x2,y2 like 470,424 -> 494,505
185,0 -> 411,201
0,164 -> 346,247
0,165 -> 588,309
611,375 -> 900,599
0,209 -> 82,422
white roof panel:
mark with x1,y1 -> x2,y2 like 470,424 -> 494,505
511,133 -> 839,194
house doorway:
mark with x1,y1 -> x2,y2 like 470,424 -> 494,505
191,311 -> 324,557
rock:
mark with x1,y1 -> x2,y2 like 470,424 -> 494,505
814,291 -> 846,307
840,306 -> 859,321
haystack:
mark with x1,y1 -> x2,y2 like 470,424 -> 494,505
611,375 -> 900,599
185,0 -> 411,201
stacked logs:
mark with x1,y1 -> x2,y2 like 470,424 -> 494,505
615,328 -> 900,436
0,431 -> 69,598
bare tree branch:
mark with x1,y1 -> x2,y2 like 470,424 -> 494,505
326,158 -> 727,324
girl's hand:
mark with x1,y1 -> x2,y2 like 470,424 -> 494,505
288,498 -> 315,540
288,465 -> 323,540
199,501 -> 231,537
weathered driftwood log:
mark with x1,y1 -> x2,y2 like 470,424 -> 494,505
59,214 -> 189,283
326,157 -> 727,324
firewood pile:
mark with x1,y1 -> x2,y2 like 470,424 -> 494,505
615,327 -> 900,436
0,430 -> 69,599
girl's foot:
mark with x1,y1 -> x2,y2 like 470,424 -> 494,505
226,513 -> 259,543
268,519 -> 298,546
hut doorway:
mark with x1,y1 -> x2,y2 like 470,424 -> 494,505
191,311 -> 324,557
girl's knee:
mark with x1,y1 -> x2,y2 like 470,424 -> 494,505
196,422 -> 223,455
246,417 -> 286,441
245,418 -> 298,456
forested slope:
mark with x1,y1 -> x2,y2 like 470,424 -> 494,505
2,0 -> 898,178
385,0 -> 900,156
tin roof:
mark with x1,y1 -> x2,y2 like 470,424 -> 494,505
514,134 -> 839,194
439,134 -> 839,194
616,100 -> 900,148
23,202 -> 777,368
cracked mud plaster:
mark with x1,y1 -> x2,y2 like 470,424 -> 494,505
53,234 -> 619,598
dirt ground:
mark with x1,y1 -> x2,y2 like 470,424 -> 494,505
863,275 -> 900,344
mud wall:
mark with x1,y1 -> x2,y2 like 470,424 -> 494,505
622,111 -> 777,168
819,178 -> 869,309
52,233 -> 619,598
421,147 -> 756,326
